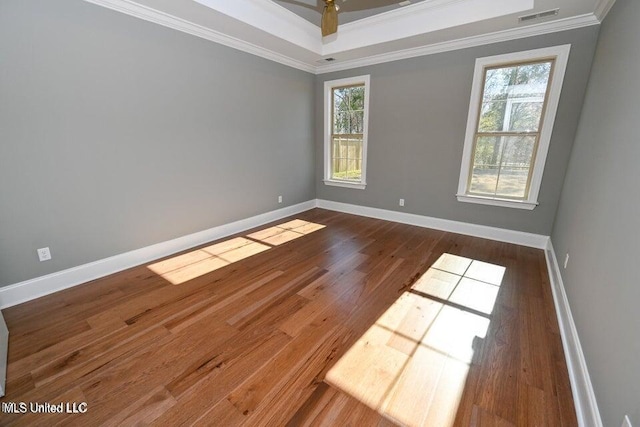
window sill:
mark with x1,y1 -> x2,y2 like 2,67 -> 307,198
456,194 -> 538,210
324,179 -> 366,190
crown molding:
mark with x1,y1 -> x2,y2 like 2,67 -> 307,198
193,0 -> 320,53
594,0 -> 617,21
82,0 -> 316,73
82,0 -> 601,76
316,13 -> 600,74
322,0 -> 533,55
192,0 -> 532,57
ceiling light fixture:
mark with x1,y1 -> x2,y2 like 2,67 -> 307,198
321,0 -> 339,37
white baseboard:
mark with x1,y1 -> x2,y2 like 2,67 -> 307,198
0,200 -> 317,309
545,240 -> 602,427
316,199 -> 549,249
0,198 -> 547,309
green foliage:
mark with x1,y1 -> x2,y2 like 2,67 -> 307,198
332,169 -> 362,180
333,86 -> 365,134
475,60 -> 552,168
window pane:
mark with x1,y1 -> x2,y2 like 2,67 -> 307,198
333,85 -> 365,135
495,135 -> 536,198
331,136 -> 362,181
478,61 -> 552,133
334,112 -> 350,134
469,135 -> 536,199
469,136 -> 501,195
348,139 -> 356,160
333,136 -> 347,159
349,86 -> 365,110
350,111 -> 364,133
478,101 -> 507,132
508,101 -> 544,132
333,88 -> 348,113
347,159 -> 361,180
333,158 -> 348,179
482,68 -> 511,101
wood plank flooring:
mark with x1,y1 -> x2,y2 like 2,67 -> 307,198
0,209 -> 577,426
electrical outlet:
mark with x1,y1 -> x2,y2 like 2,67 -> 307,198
37,247 -> 52,262
622,415 -> 632,427
563,253 -> 569,269
399,198 -> 405,207
278,195 -> 283,204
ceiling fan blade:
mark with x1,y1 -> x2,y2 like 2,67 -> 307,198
321,1 -> 338,36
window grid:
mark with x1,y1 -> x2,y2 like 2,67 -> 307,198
466,58 -> 555,201
331,84 -> 364,182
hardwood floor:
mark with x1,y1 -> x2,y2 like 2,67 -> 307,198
0,209 -> 577,426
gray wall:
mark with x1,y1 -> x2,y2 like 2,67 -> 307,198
551,0 -> 640,425
315,27 -> 599,235
0,0 -> 315,288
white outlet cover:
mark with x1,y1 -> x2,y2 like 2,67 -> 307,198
399,199 -> 405,206
37,247 -> 52,262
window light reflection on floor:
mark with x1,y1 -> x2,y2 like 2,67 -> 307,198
326,253 -> 506,427
147,219 -> 325,285
248,219 -> 326,246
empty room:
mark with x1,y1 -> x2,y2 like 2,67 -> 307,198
0,0 -> 637,425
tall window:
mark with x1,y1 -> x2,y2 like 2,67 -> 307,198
324,75 -> 370,190
457,45 -> 570,210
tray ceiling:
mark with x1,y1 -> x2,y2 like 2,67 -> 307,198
84,0 -> 616,73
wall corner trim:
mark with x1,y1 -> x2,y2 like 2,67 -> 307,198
0,200 -> 318,309
316,199 -> 549,248
594,0 -> 617,21
544,240 -> 603,427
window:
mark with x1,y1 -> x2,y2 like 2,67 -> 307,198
324,75 -> 370,189
457,45 -> 570,210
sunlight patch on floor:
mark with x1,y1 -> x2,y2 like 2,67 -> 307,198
418,253 -> 506,315
147,220 -> 325,285
325,253 -> 505,427
247,219 -> 326,246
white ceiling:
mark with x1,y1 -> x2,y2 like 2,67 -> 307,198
84,0 -> 616,73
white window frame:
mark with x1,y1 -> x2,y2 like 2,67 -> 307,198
323,75 -> 370,190
457,45 -> 571,210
